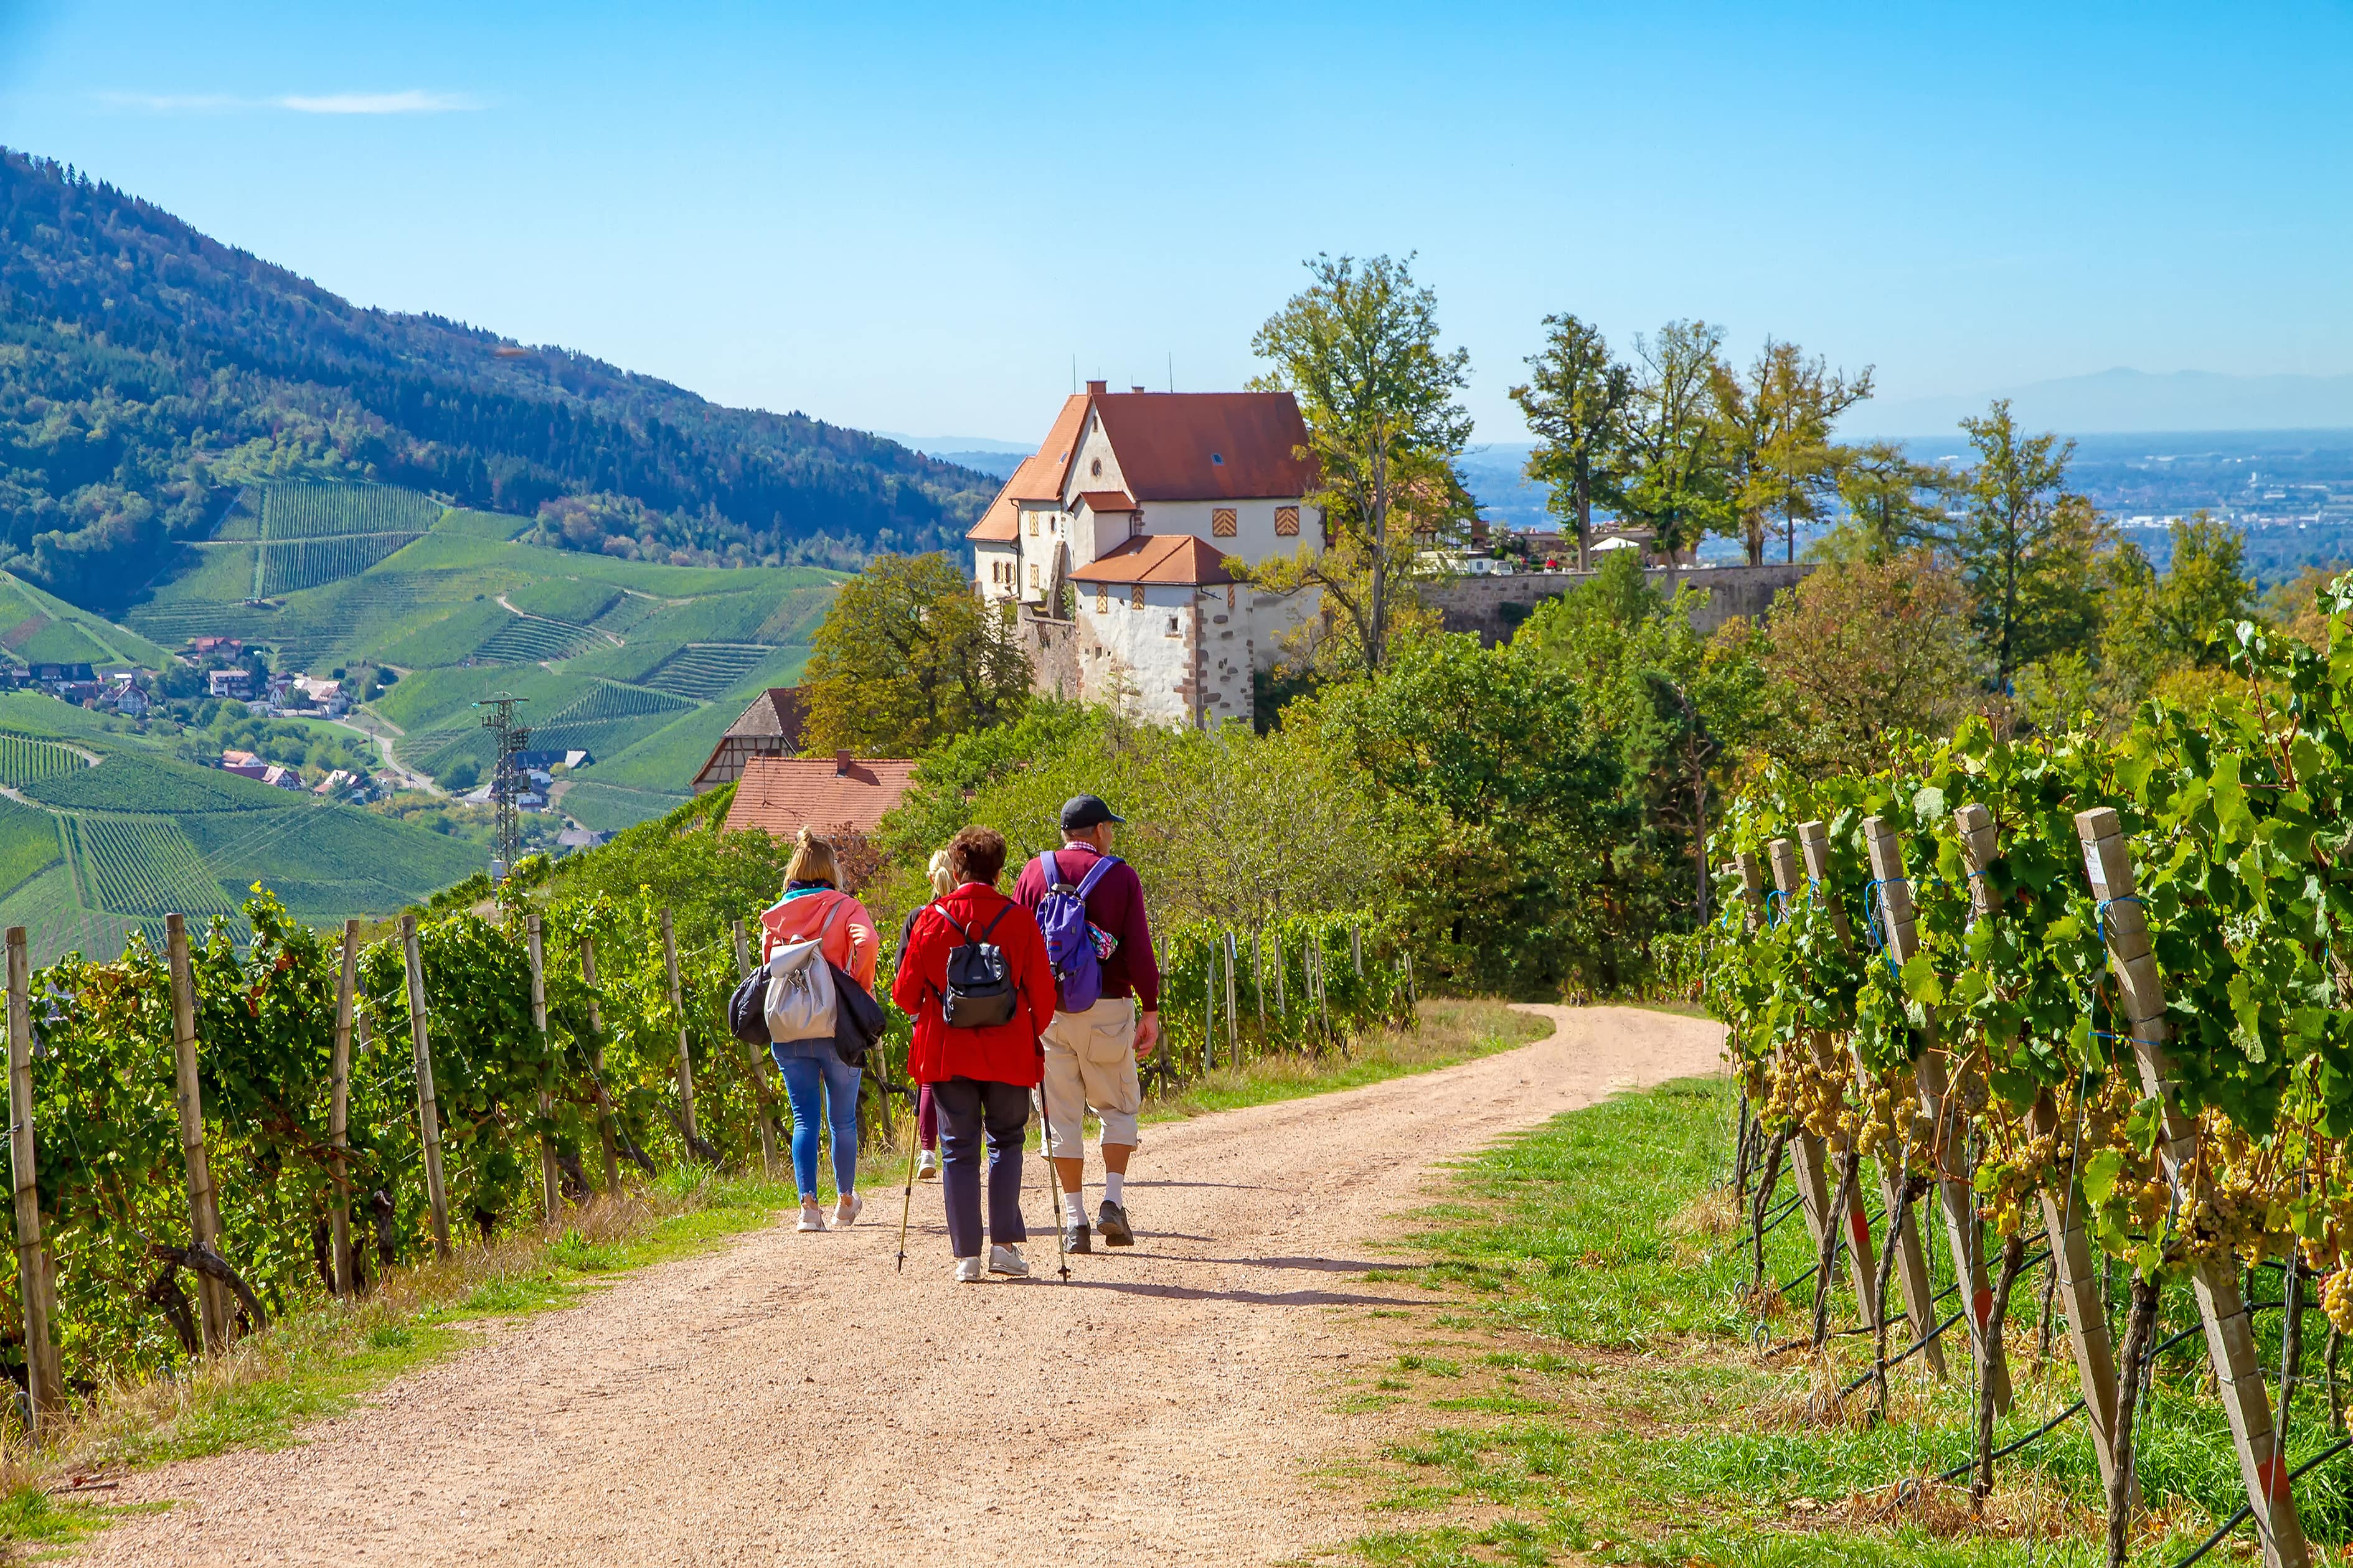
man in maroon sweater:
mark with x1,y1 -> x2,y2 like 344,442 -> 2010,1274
1012,794 -> 1160,1252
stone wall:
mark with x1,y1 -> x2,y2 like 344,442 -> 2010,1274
1017,604 -> 1080,699
1426,562 -> 1812,646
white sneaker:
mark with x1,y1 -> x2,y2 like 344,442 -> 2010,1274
953,1256 -> 984,1283
796,1202 -> 826,1232
988,1244 -> 1029,1277
832,1193 -> 864,1229
917,1148 -> 940,1181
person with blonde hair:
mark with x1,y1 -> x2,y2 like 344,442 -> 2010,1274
895,850 -> 957,1180
760,827 -> 882,1233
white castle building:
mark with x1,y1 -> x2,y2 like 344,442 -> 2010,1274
968,381 -> 1323,730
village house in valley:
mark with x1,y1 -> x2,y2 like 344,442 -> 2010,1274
969,382 -> 1321,729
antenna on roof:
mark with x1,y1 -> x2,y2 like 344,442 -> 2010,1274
1168,352 -> 1173,393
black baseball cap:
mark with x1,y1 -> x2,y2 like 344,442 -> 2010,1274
1060,794 -> 1125,832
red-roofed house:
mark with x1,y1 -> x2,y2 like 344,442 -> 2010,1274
720,752 -> 918,887
966,381 -> 1324,728
691,687 -> 808,795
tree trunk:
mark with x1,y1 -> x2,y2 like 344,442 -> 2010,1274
1574,461 -> 1591,574
1811,1150 -> 1859,1351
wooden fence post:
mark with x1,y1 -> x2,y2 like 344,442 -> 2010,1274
659,909 -> 699,1153
1954,804 -> 2121,1488
1203,939 -> 1216,1076
526,914 -> 559,1223
1273,930 -> 1286,1016
732,920 -> 779,1180
7,929 -> 62,1425
1796,820 -> 1943,1376
1763,839 -> 1880,1331
1352,925 -> 1362,979
580,937 -> 621,1192
329,919 -> 359,1297
1252,929 -> 1265,1038
2078,807 -> 2309,1567
1860,817 -> 2001,1404
164,913 -> 230,1351
398,915 -> 452,1259
1224,931 -> 1240,1070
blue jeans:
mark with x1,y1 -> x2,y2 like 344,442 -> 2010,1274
772,1047 -> 862,1200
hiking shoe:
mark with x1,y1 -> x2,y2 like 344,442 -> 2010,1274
1062,1220 -> 1093,1254
917,1148 -> 940,1181
796,1203 -> 826,1233
833,1192 -> 864,1229
988,1244 -> 1030,1277
953,1255 -> 984,1283
1096,1200 -> 1134,1247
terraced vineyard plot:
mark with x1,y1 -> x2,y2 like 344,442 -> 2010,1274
0,797 -> 62,898
26,751 -> 293,814
0,735 -> 84,788
508,578 -> 622,624
258,533 -> 424,596
590,591 -> 666,636
64,814 -> 237,918
473,614 -> 598,664
260,482 -> 443,540
547,681 -> 696,725
639,644 -> 775,700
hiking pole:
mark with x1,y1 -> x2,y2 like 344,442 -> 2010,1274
895,1085 -> 920,1272
1034,1084 -> 1072,1284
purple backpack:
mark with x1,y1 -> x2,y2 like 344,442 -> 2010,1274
1034,850 -> 1121,1013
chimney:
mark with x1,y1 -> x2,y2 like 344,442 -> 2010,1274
1130,385 -> 1144,395
1085,378 -> 1107,396
834,749 -> 854,775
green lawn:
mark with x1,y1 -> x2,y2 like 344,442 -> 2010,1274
1345,1075 -> 2353,1566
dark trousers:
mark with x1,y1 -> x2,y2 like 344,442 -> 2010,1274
931,1076 -> 1030,1258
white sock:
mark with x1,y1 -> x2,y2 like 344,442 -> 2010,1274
1061,1191 -> 1085,1225
1103,1171 -> 1125,1206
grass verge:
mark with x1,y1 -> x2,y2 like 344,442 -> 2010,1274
1339,1073 -> 2353,1566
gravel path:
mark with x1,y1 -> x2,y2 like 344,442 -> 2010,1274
73,1004 -> 1724,1567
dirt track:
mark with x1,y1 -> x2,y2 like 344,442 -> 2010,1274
72,1005 -> 1725,1567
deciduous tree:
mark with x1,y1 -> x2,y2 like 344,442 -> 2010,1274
1753,552 -> 1981,772
1616,321 -> 1728,578
1245,254 -> 1474,678
800,552 -> 1029,756
1954,400 -> 2108,685
1825,440 -> 1956,561
1709,339 -> 1873,565
1510,313 -> 1633,573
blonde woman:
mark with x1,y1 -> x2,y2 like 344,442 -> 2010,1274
760,829 -> 881,1232
895,850 -> 957,1180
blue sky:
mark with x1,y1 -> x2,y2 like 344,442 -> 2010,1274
0,1 -> 2346,444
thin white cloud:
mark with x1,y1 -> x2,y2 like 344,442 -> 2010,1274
94,89 -> 478,116
276,90 -> 476,115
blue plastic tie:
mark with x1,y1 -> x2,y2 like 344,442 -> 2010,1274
2095,893 -> 2145,947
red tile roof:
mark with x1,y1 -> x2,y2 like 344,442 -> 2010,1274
1092,392 -> 1315,502
1004,395 -> 1090,503
1068,533 -> 1237,587
964,479 -> 1020,543
722,753 -> 920,838
1077,489 -> 1138,513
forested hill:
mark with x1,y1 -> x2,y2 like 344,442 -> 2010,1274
0,149 -> 993,611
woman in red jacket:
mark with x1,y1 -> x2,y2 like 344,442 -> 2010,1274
891,825 -> 1057,1282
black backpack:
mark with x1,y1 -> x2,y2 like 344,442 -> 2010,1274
727,969 -> 770,1045
935,904 -> 1017,1030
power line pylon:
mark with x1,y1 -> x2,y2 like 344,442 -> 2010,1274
475,693 -> 530,878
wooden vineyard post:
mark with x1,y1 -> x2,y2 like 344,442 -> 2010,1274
732,921 -> 779,1180
1860,817 -> 1999,1404
1796,820 -> 1943,1376
1224,931 -> 1241,1070
1274,930 -> 1286,1016
398,915 -> 453,1259
2078,807 -> 2309,1567
526,915 -> 560,1222
164,913 -> 231,1351
1954,804 -> 2121,1491
1202,938 -> 1215,1076
1764,838 -> 1880,1330
329,919 -> 359,1297
1252,930 -> 1266,1038
659,909 -> 699,1153
1352,925 -> 1363,979
580,937 -> 621,1192
7,929 -> 62,1425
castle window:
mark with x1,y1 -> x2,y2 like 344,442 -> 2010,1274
1028,512 -> 1039,537
1275,505 -> 1299,537
1090,458 -> 1103,477
1166,616 -> 1179,635
1029,563 -> 1040,589
1212,507 -> 1237,538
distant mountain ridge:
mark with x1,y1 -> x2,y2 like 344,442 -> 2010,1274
1849,368 -> 2353,438
0,148 -> 996,611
